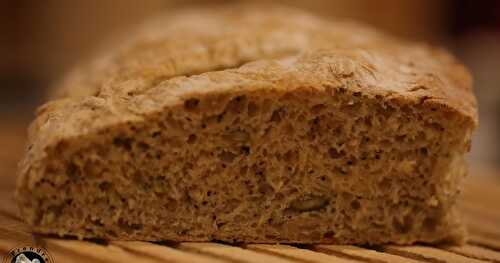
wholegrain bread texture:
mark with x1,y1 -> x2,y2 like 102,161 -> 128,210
16,4 -> 478,244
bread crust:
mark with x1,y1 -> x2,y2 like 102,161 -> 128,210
16,4 -> 477,244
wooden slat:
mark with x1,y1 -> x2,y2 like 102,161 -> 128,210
384,245 -> 489,263
469,234 -> 500,251
180,242 -> 296,263
247,244 -> 362,263
114,241 -> 228,263
0,215 -> 33,250
45,240 -> 112,263
315,245 -> 422,263
0,238 -> 25,253
48,239 -> 161,263
443,245 -> 500,263
466,219 -> 500,240
0,228 -> 32,247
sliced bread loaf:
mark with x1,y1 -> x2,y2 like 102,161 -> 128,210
16,4 -> 477,244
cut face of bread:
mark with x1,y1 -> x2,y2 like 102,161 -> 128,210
16,5 -> 477,244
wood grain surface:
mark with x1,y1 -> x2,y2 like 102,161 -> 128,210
1,126 -> 499,262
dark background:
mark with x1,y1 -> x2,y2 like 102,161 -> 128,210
1,0 -> 499,169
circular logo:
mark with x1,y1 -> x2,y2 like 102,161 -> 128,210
2,245 -> 53,263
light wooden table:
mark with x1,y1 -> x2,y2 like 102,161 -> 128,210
1,127 -> 499,262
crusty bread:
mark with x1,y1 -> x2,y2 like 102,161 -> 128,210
16,4 -> 478,244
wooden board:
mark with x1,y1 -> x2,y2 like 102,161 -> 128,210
1,128 -> 499,262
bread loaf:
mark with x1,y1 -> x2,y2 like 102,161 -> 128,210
16,4 -> 478,244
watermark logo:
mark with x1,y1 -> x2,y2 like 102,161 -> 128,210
2,245 -> 53,263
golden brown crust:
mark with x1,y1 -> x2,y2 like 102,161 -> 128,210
49,4 -> 477,122
17,4 -> 478,244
